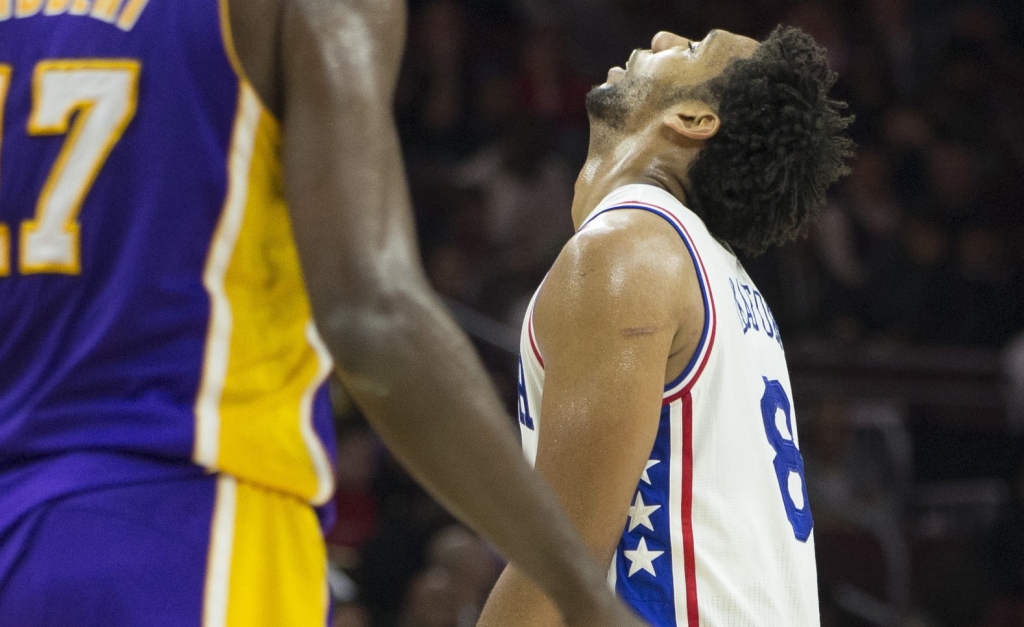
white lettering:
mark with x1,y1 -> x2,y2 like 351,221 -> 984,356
0,0 -> 147,31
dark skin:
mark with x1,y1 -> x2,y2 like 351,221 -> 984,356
480,30 -> 759,627
225,0 -> 645,625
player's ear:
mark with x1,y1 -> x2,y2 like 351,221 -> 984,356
662,101 -> 720,141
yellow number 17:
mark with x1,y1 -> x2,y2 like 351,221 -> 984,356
0,59 -> 139,276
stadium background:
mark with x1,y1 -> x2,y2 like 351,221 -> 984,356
324,1 -> 1024,626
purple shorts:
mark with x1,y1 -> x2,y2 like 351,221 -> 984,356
0,466 -> 330,627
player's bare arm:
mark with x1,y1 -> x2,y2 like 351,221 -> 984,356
479,209 -> 705,627
228,0 -> 646,625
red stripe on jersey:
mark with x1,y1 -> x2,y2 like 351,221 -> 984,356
681,392 -> 700,626
659,315 -> 716,403
663,316 -> 716,406
527,309 -> 545,368
628,202 -> 717,404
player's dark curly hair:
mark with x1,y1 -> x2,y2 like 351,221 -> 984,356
684,26 -> 854,255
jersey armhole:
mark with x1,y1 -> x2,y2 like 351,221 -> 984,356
581,203 -> 718,402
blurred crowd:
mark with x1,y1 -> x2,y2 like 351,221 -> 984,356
326,1 -> 1024,627
400,0 -> 1024,349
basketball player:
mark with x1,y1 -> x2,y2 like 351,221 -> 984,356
0,1 -> 646,626
480,27 -> 854,627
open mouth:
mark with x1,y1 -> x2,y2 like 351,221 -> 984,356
625,48 -> 641,70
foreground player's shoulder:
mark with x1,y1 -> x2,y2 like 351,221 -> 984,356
536,208 -> 699,335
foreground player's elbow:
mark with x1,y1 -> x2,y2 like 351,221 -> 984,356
311,277 -> 428,374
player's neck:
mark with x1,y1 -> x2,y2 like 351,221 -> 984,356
571,130 -> 690,230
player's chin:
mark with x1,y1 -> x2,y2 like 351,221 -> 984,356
605,66 -> 626,85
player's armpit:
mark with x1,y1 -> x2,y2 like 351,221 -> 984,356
479,209 -> 705,627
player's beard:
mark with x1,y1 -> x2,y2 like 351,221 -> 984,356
585,75 -> 654,131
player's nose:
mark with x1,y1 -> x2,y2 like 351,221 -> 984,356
652,31 -> 689,53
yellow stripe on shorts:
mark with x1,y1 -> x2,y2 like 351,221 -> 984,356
204,475 -> 329,627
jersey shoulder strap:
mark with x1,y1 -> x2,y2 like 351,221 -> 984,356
578,184 -> 719,398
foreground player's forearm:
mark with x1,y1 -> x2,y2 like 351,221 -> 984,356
325,287 -> 614,625
274,1 -> 636,624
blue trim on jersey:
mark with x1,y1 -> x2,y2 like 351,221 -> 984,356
614,401 -> 678,627
581,204 -> 711,392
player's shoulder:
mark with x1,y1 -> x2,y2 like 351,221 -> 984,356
564,203 -> 696,281
537,204 -> 699,325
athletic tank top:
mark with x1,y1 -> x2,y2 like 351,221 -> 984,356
0,1 -> 336,515
517,184 -> 819,626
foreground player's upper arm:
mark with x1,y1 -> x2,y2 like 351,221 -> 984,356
279,0 -> 423,315
532,212 -> 694,562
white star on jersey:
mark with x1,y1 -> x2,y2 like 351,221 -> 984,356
640,459 -> 660,484
624,537 -> 664,577
627,491 -> 661,532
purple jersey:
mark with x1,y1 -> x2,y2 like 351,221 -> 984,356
0,0 -> 337,523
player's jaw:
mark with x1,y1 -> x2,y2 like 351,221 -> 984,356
587,28 -> 758,131
604,48 -> 643,85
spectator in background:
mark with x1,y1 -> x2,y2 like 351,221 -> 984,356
333,604 -> 372,627
516,27 -> 590,131
864,0 -> 919,97
455,117 -> 576,280
882,106 -> 931,209
394,526 -> 500,627
923,141 -> 981,223
327,421 -> 382,564
397,0 -> 477,161
1004,332 -> 1024,433
815,148 -> 904,337
355,460 -> 454,627
951,226 -> 1022,346
425,526 -> 501,627
397,568 -> 462,627
516,26 -> 592,162
804,401 -> 914,620
427,245 -> 477,303
785,2 -> 851,75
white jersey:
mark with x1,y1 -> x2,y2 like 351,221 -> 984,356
517,184 -> 819,626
